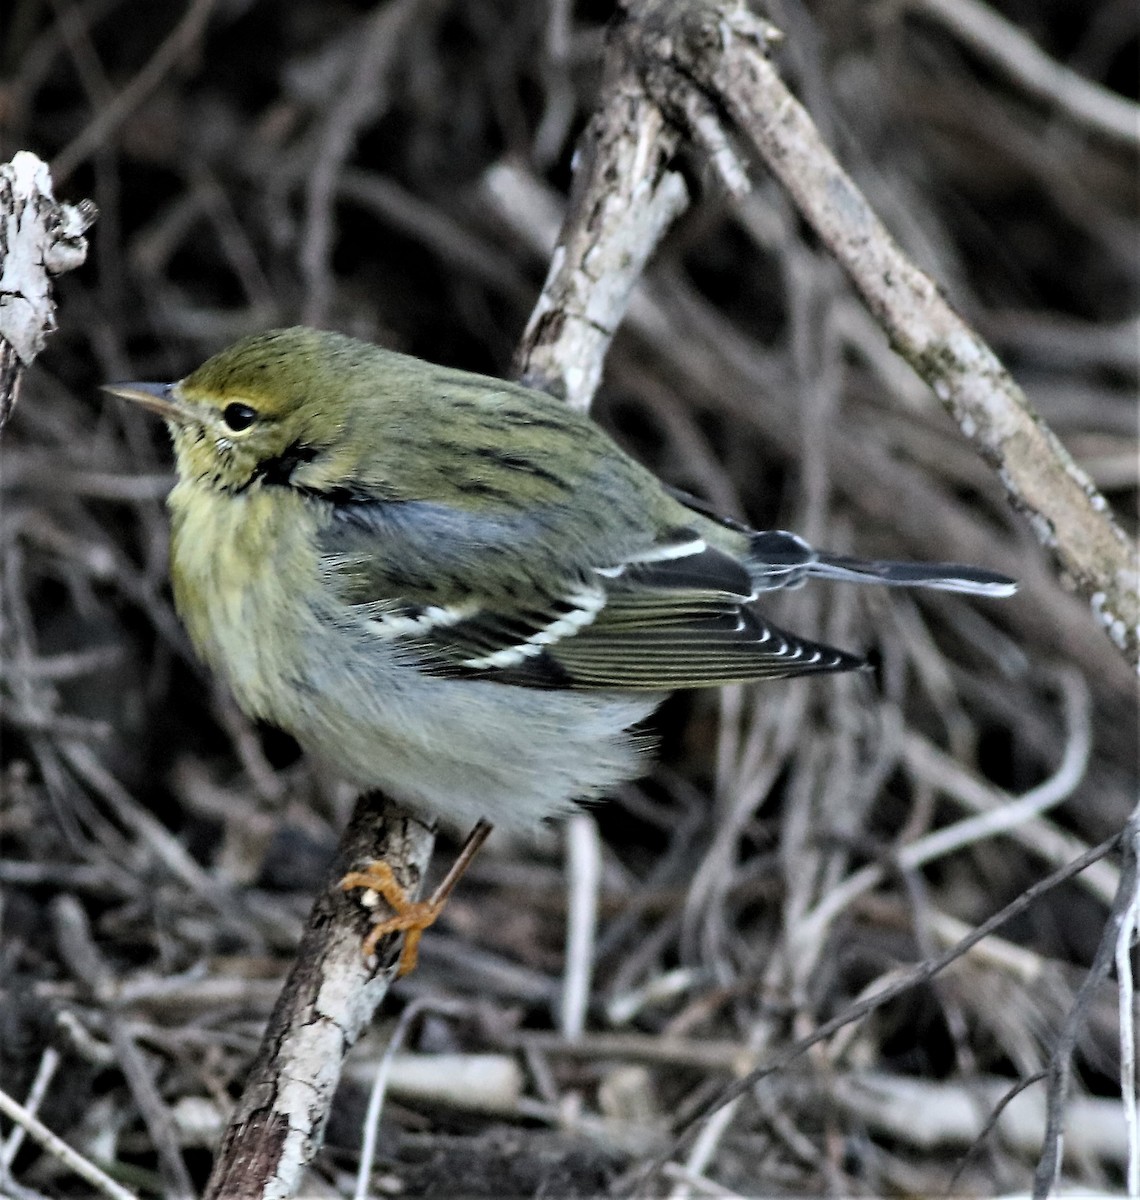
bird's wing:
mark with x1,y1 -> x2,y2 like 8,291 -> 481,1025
318,499 -> 862,690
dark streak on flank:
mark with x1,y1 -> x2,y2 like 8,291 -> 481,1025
451,478 -> 514,501
471,446 -> 569,490
302,484 -> 376,506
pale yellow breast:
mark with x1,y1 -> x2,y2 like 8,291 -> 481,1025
168,481 -> 322,723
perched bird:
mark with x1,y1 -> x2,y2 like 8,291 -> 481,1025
105,327 -> 1016,971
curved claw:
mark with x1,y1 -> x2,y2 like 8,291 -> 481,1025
340,861 -> 441,976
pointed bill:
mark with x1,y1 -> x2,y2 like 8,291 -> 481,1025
101,381 -> 186,423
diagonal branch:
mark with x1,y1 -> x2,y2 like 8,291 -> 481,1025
622,0 -> 1139,669
511,52 -> 688,408
202,800 -> 434,1200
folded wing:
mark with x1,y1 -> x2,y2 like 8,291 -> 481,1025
318,499 -> 864,691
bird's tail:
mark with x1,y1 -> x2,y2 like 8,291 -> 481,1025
806,553 -> 1018,597
745,531 -> 1017,597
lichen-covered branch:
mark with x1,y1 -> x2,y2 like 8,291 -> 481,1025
511,41 -> 689,410
202,801 -> 434,1200
0,152 -> 96,431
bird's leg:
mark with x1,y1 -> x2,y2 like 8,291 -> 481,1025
339,818 -> 494,976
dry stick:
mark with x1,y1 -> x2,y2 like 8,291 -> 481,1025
0,152 -> 96,431
0,1087 -> 137,1200
51,896 -> 196,1200
351,996 -> 474,1200
202,26 -> 690,1200
1032,804 -> 1140,1199
837,1068 -> 1134,1169
299,0 -> 422,327
1116,818 -> 1140,1197
51,0 -> 219,183
351,998 -> 433,1200
202,801 -> 434,1200
511,51 -> 688,409
624,0 -> 1139,669
0,1048 -> 61,1172
561,812 -> 603,1041
1113,844 -> 1140,1200
789,667 -> 1094,960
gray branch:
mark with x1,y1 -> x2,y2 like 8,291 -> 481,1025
202,802 -> 434,1200
0,152 -> 96,431
511,52 -> 689,410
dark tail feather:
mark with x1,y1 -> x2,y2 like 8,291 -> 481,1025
809,553 -> 1018,597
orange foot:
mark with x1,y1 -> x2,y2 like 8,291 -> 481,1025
339,860 -> 440,977
339,818 -> 494,978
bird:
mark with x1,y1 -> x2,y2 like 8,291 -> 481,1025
105,326 -> 1016,972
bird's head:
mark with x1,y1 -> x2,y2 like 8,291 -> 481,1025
103,327 -> 378,495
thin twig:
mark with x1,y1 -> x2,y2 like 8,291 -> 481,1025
351,997 -> 471,1200
52,0 -> 219,182
1115,814 -> 1140,1198
0,1087 -> 137,1200
50,895 -> 195,1199
669,1097 -> 742,1200
0,1049 -> 60,1172
561,812 -> 603,1041
298,0 -> 422,326
1032,801 -> 1139,1198
352,999 -> 428,1200
791,667 -> 1093,958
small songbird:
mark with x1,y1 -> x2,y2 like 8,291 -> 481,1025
105,327 -> 1016,971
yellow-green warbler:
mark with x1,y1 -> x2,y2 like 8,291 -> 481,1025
105,327 -> 1016,970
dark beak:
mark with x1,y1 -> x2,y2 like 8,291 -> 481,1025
101,381 -> 187,423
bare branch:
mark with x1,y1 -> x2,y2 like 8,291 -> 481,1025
202,801 -> 434,1200
0,152 -> 95,431
511,37 -> 689,410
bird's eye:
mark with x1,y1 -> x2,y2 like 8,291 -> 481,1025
222,403 -> 258,432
